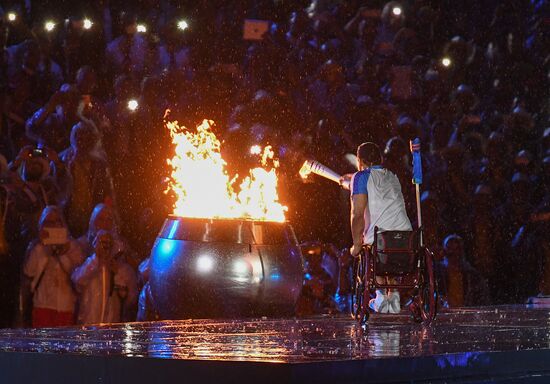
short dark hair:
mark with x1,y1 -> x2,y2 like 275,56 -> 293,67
357,142 -> 382,165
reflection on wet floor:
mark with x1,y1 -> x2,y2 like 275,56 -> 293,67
0,306 -> 549,363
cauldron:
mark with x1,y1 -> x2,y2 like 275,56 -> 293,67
149,216 -> 304,319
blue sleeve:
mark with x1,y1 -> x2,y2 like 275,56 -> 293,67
351,170 -> 369,195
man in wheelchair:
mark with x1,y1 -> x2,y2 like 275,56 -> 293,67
345,142 -> 412,313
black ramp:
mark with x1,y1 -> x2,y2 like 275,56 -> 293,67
1,306 -> 550,383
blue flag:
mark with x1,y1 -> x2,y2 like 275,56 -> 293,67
410,138 -> 422,185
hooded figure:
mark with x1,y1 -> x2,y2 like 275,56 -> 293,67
77,203 -> 117,257
23,205 -> 83,327
71,230 -> 138,324
60,121 -> 114,237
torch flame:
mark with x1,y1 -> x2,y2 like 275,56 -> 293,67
166,118 -> 287,222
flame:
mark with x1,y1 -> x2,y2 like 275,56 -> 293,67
165,118 -> 287,222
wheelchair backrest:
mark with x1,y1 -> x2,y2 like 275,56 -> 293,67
374,229 -> 417,275
375,230 -> 416,251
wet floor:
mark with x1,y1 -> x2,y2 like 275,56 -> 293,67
0,305 -> 549,363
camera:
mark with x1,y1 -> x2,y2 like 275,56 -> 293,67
31,148 -> 44,157
42,227 -> 68,245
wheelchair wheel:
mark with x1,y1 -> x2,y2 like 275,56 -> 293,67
419,247 -> 437,324
351,252 -> 369,325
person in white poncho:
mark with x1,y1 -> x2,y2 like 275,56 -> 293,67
71,229 -> 137,324
23,205 -> 84,327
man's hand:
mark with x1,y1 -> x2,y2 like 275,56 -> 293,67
44,147 -> 60,162
94,233 -> 113,265
350,244 -> 363,257
39,228 -> 50,244
48,90 -> 66,108
339,173 -> 352,190
18,145 -> 34,160
109,257 -> 119,273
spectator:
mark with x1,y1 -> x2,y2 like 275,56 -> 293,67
60,121 -> 113,237
75,65 -> 111,135
23,205 -> 83,327
105,11 -> 153,80
63,15 -> 106,79
71,230 -> 138,324
296,244 -> 337,316
3,72 -> 38,159
436,234 -> 490,307
77,203 -> 117,257
136,256 -> 151,321
25,84 -> 80,152
8,146 -> 65,243
0,154 -> 16,328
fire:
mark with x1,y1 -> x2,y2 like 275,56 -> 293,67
165,118 -> 287,222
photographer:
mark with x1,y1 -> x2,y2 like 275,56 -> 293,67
25,83 -> 80,152
8,145 -> 66,248
22,206 -> 83,327
71,230 -> 137,324
105,11 -> 152,80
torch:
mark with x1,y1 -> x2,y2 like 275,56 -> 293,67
299,160 -> 350,190
410,138 -> 423,246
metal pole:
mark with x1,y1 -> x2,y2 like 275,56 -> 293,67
415,183 -> 423,247
410,138 -> 423,248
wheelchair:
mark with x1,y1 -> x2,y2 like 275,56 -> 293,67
351,227 -> 437,325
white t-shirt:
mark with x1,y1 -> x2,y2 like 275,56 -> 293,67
351,166 -> 412,244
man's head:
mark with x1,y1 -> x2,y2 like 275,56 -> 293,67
76,66 -> 97,95
93,229 -> 114,256
20,40 -> 40,74
58,84 -> 80,121
22,155 -> 49,183
120,11 -> 138,36
89,203 -> 115,240
39,205 -> 66,230
70,121 -> 98,155
356,142 -> 382,170
114,75 -> 134,101
443,234 -> 464,261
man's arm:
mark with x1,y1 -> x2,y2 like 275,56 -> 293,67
350,193 -> 368,255
25,91 -> 65,141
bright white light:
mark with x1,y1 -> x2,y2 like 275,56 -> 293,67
127,99 -> 139,111
44,21 -> 56,32
137,24 -> 147,33
7,12 -> 16,22
197,255 -> 214,273
250,145 -> 262,155
233,260 -> 250,276
441,57 -> 452,67
83,18 -> 93,30
177,20 -> 189,31
392,7 -> 402,16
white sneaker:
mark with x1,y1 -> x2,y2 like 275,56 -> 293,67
388,291 -> 401,314
369,290 -> 389,313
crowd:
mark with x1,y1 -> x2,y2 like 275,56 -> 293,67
0,0 -> 547,326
